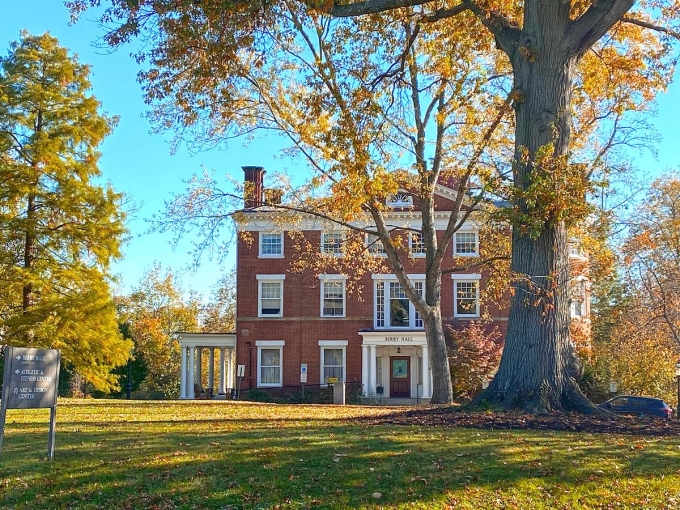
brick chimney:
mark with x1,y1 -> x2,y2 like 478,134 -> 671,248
243,166 -> 265,208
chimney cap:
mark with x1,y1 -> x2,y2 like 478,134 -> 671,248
242,165 -> 265,172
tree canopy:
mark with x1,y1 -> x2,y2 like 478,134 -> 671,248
68,0 -> 680,409
0,32 -> 130,391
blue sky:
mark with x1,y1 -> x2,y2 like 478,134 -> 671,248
1,1 -> 293,297
2,1 -> 678,298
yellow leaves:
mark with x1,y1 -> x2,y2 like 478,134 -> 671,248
504,146 -> 594,236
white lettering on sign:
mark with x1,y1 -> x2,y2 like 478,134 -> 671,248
20,370 -> 45,375
20,376 -> 52,382
21,355 -> 47,361
17,394 -> 35,399
384,336 -> 414,342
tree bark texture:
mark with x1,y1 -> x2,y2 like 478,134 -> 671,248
478,0 -> 595,413
424,273 -> 454,404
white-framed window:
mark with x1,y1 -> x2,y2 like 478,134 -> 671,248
570,279 -> 587,318
319,340 -> 347,384
320,275 -> 346,317
259,232 -> 283,257
256,340 -> 284,387
454,231 -> 478,257
365,233 -> 386,256
452,274 -> 481,317
322,231 -> 344,256
257,275 -> 285,317
386,191 -> 413,208
409,232 -> 425,257
373,275 -> 425,329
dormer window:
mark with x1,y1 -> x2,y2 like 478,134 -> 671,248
386,192 -> 413,208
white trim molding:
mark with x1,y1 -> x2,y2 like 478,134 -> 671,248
256,340 -> 285,387
259,231 -> 284,259
257,275 -> 285,317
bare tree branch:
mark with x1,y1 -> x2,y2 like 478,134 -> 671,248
330,0 -> 434,17
565,0 -> 636,59
621,17 -> 680,40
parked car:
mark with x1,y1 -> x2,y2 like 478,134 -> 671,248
598,395 -> 673,419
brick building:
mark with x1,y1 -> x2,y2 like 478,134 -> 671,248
178,166 -> 590,400
232,166 -> 518,401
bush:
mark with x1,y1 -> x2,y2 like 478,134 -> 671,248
447,322 -> 502,401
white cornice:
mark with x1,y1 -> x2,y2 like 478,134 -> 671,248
234,209 -> 480,232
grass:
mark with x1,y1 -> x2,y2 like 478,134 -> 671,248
1,400 -> 680,509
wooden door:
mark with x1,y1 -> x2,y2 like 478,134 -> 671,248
390,357 -> 410,397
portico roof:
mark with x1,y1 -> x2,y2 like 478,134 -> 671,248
174,332 -> 236,348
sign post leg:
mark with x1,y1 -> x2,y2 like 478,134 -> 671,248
47,406 -> 57,459
0,404 -> 7,454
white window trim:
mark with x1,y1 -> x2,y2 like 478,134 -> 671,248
373,277 -> 425,329
256,340 -> 284,387
321,231 -> 345,257
386,191 -> 413,208
454,230 -> 479,257
409,232 -> 426,258
570,276 -> 588,319
452,275 -> 481,318
259,232 -> 284,258
319,275 -> 347,318
373,274 -> 426,280
318,340 -> 348,384
257,274 -> 286,318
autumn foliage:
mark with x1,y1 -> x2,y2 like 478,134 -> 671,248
447,322 -> 502,401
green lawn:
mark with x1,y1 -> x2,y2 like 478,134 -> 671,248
1,400 -> 679,509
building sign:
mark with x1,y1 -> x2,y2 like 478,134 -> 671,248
1,347 -> 61,458
2,347 -> 60,409
384,336 -> 414,342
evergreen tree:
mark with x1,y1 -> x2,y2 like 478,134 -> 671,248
0,32 -> 131,391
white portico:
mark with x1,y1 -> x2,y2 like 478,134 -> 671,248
176,332 -> 237,399
359,331 -> 432,399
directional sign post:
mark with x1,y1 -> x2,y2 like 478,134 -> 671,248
0,347 -> 61,459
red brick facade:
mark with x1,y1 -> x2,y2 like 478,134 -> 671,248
234,173 -> 513,398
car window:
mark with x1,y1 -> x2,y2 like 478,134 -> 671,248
610,397 -> 628,407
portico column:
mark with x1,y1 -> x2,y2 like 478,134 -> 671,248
180,345 -> 187,399
227,348 -> 234,390
361,345 -> 369,396
208,348 -> 215,391
369,345 -> 377,396
218,347 -> 226,395
422,345 -> 431,398
188,346 -> 195,399
196,347 -> 203,387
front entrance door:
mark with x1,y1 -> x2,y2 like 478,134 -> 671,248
390,357 -> 410,397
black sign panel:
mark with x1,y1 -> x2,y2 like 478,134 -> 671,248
2,347 -> 60,409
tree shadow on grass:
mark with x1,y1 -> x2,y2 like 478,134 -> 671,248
2,417 -> 680,509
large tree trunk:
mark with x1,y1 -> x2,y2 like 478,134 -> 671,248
477,2 -> 596,413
